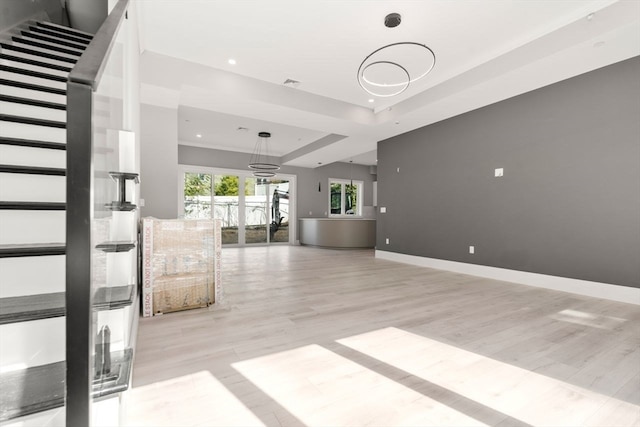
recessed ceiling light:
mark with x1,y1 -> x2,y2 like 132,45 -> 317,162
368,99 -> 374,103
228,58 -> 236,65
196,134 -> 202,138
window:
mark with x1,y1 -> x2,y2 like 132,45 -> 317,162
184,172 -> 212,219
329,179 -> 363,216
179,167 -> 296,246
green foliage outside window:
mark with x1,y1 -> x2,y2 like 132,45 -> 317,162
184,173 -> 211,196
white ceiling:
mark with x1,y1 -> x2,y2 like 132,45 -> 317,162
134,0 -> 640,167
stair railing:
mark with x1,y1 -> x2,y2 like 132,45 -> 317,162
66,1 -> 132,425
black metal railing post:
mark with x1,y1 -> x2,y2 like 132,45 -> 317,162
65,80 -> 94,427
65,1 -> 129,425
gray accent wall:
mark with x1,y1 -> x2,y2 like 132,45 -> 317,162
140,104 -> 179,219
377,57 -> 640,288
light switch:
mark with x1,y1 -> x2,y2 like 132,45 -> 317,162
380,207 -> 386,213
495,168 -> 504,177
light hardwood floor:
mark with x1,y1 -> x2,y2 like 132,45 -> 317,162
124,246 -> 640,427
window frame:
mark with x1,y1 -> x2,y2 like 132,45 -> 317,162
328,178 -> 363,217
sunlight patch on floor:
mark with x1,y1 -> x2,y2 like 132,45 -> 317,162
550,309 -> 627,330
337,327 -> 640,427
232,343 -> 488,426
123,371 -> 264,427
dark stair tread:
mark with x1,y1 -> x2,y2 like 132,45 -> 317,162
0,136 -> 66,150
0,243 -> 65,258
0,64 -> 68,83
36,22 -> 94,40
0,78 -> 66,95
0,94 -> 66,110
11,36 -> 83,57
0,53 -> 72,72
0,361 -> 64,421
0,285 -> 135,325
28,26 -> 90,46
20,31 -> 87,51
0,43 -> 77,64
0,292 -> 65,324
0,201 -> 65,210
95,241 -> 136,253
0,164 -> 66,176
0,114 -> 66,129
0,349 -> 132,421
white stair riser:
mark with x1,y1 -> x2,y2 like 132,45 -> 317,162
21,32 -> 87,51
0,210 -> 65,245
0,121 -> 65,143
0,84 -> 66,105
0,397 -> 124,427
0,70 -> 66,91
0,173 -> 65,202
0,57 -> 69,78
5,41 -> 79,63
14,37 -> 84,56
0,255 -> 65,298
0,47 -> 74,70
0,317 -> 64,369
0,101 -> 66,122
0,406 -> 65,427
30,21 -> 94,38
0,144 -> 66,169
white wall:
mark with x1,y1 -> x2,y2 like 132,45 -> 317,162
140,104 -> 178,218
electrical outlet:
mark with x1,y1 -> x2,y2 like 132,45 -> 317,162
380,207 -> 386,213
309,211 -> 312,215
469,245 -> 475,254
386,238 -> 390,244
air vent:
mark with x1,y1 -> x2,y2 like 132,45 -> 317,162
283,79 -> 300,88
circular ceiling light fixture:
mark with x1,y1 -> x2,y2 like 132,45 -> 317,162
357,42 -> 436,97
248,131 -> 280,178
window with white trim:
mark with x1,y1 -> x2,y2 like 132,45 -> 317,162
329,179 -> 363,216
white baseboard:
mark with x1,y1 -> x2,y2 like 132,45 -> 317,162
375,250 -> 640,305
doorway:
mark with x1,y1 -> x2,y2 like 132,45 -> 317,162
179,167 -> 295,246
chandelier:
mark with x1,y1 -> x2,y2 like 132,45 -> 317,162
357,14 -> 436,98
248,131 -> 280,178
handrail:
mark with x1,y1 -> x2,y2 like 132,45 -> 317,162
68,0 -> 129,90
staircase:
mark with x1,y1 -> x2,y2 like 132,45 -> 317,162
0,20 -> 134,425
